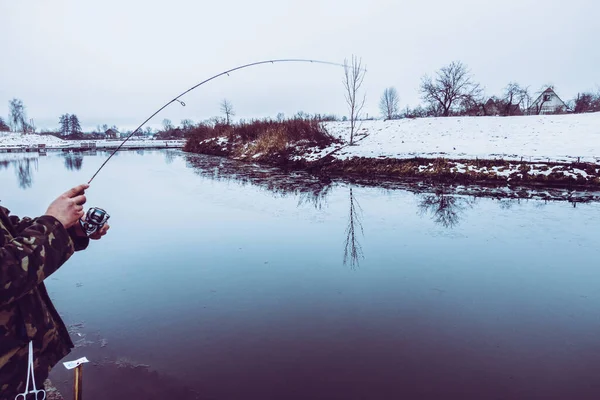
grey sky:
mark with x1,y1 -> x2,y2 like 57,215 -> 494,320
1,0 -> 598,131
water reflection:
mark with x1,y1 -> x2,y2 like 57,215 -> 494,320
0,157 -> 39,189
184,154 -> 333,209
343,187 -> 364,269
64,153 -> 84,171
164,150 -> 176,165
417,188 -> 477,228
15,158 -> 37,189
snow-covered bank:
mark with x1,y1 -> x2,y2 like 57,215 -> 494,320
0,132 -> 185,149
311,112 -> 600,164
0,132 -> 68,146
186,113 -> 600,188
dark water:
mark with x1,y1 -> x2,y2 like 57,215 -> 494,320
1,150 -> 600,400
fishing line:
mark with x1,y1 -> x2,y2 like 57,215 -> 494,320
88,58 -> 354,184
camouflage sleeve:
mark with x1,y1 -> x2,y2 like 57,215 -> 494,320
67,226 -> 90,251
8,215 -> 36,233
9,215 -> 89,252
0,215 -> 76,307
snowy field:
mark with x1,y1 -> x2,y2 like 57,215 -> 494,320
310,112 -> 600,164
0,133 -> 184,149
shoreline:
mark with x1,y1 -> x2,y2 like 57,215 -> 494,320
183,114 -> 600,192
183,138 -> 600,192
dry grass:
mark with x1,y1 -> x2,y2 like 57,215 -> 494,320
184,118 -> 335,159
245,126 -> 288,155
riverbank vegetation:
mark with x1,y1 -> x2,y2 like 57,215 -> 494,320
183,118 -> 337,162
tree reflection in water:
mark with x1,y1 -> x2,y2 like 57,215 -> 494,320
0,157 -> 39,189
185,154 -> 333,210
15,158 -> 37,189
343,187 -> 364,269
417,188 -> 477,228
64,153 -> 84,171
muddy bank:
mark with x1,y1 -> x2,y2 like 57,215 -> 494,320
184,136 -> 600,191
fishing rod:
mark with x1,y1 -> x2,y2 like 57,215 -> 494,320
80,58 -> 352,237
87,58 -> 350,184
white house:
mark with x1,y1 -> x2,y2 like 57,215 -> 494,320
529,87 -> 568,115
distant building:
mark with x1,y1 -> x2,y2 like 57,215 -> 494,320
105,128 -> 120,139
482,98 -> 522,116
529,87 -> 568,115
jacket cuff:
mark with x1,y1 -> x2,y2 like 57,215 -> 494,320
67,226 -> 90,251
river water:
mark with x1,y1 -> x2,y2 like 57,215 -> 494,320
1,150 -> 600,400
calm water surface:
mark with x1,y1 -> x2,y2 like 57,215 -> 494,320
1,150 -> 600,400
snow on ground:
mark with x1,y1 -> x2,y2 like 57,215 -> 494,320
313,112 -> 600,164
0,132 -> 67,146
0,133 -> 184,148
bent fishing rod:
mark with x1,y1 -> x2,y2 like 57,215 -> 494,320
79,58 -> 355,237
87,58 -> 353,184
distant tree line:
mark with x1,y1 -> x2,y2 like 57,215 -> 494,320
379,61 -> 600,119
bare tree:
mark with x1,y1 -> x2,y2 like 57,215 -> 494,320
379,87 -> 399,120
220,99 -> 235,125
420,61 -> 482,117
162,118 -> 173,132
181,119 -> 194,131
8,98 -> 26,132
343,55 -> 366,144
503,82 -> 530,116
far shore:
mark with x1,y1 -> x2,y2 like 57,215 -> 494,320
183,113 -> 600,191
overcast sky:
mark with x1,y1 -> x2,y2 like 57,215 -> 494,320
1,0 -> 598,131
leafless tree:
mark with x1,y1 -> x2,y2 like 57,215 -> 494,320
343,187 -> 364,269
379,87 -> 399,120
343,55 -> 366,144
181,119 -> 194,131
503,82 -> 530,116
8,98 -> 26,132
420,61 -> 482,117
162,118 -> 173,131
220,99 -> 235,125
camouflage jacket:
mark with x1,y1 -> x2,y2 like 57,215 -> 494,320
0,205 -> 88,398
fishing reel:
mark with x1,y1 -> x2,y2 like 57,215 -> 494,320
79,207 -> 110,237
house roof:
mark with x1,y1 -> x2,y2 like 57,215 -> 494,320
531,87 -> 567,108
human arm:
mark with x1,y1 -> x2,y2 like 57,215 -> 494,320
0,183 -> 91,306
0,216 -> 76,307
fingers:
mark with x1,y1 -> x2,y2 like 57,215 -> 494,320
91,224 -> 110,240
64,184 -> 89,198
72,194 -> 87,206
